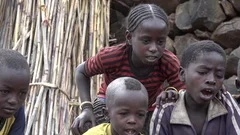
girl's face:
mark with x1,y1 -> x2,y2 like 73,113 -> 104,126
127,18 -> 169,68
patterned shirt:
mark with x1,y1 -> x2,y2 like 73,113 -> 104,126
85,43 -> 185,111
150,90 -> 240,135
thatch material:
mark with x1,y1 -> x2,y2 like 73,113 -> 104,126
0,0 -> 110,134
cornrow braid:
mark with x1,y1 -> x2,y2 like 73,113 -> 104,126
127,4 -> 168,32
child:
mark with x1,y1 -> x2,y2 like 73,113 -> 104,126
150,40 -> 240,135
83,77 -> 148,135
71,3 -> 185,135
0,49 -> 30,135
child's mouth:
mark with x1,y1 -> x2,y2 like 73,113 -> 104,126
125,129 -> 137,135
200,89 -> 214,100
146,56 -> 158,62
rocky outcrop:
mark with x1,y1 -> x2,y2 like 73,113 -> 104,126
110,0 -> 240,95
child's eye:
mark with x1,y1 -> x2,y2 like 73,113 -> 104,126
20,91 -> 27,96
0,90 -> 10,95
141,38 -> 151,44
198,71 -> 207,75
137,113 -> 146,117
157,40 -> 165,46
119,112 -> 127,116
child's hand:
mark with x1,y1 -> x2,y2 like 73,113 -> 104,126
71,108 -> 96,135
216,84 -> 227,100
153,89 -> 179,108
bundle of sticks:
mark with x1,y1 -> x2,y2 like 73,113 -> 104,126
0,0 -> 110,134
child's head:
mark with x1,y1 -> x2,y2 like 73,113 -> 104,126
126,4 -> 169,67
0,49 -> 30,118
236,60 -> 240,89
179,40 -> 226,104
106,77 -> 148,135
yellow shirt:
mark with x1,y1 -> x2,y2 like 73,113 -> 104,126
0,116 -> 15,135
83,123 -> 143,135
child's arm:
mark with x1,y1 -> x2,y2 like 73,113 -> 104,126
150,104 -> 172,135
8,106 -> 25,135
71,62 -> 96,135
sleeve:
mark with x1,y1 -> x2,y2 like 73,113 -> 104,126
84,48 -> 105,77
150,104 -> 172,135
162,52 -> 186,91
8,106 -> 25,135
222,92 -> 240,135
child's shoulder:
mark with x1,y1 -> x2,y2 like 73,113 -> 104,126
99,43 -> 129,54
83,123 -> 111,135
161,49 -> 180,65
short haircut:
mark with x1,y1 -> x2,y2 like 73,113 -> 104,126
106,77 -> 148,106
0,49 -> 29,71
127,4 -> 168,33
181,40 -> 226,68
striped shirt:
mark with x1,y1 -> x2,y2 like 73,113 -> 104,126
85,43 -> 185,111
150,90 -> 240,135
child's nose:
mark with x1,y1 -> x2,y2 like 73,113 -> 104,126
206,73 -> 216,85
7,94 -> 19,105
149,43 -> 157,53
127,116 -> 137,124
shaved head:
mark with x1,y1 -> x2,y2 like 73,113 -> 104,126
106,77 -> 148,107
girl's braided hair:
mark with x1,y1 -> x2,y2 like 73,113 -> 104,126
127,4 -> 169,33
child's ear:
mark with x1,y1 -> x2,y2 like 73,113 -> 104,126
125,30 -> 132,45
179,66 -> 185,82
102,107 -> 110,122
236,78 -> 240,89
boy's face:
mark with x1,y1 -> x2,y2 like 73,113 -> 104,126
127,18 -> 168,67
0,67 -> 29,118
180,52 -> 225,104
107,90 -> 148,135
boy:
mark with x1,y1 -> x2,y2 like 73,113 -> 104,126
83,77 -> 148,135
0,49 -> 30,135
150,40 -> 240,135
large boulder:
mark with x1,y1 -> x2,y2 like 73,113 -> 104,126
147,0 -> 181,14
229,0 -> 240,12
174,33 -> 199,60
220,0 -> 237,18
225,55 -> 239,79
211,17 -> 240,49
230,46 -> 240,58
166,37 -> 175,53
175,0 -> 226,31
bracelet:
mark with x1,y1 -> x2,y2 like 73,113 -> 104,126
165,87 -> 178,92
80,101 -> 93,110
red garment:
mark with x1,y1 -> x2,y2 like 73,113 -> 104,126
85,43 -> 185,111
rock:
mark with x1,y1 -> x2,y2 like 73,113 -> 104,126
224,75 -> 239,95
194,29 -> 211,39
175,2 -> 193,31
229,0 -> 240,12
230,46 -> 240,58
225,48 -> 233,55
225,55 -> 239,79
147,0 -> 181,14
175,0 -> 226,31
211,17 -> 240,49
220,0 -> 237,18
174,33 -> 199,60
166,37 -> 175,53
168,13 -> 181,38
